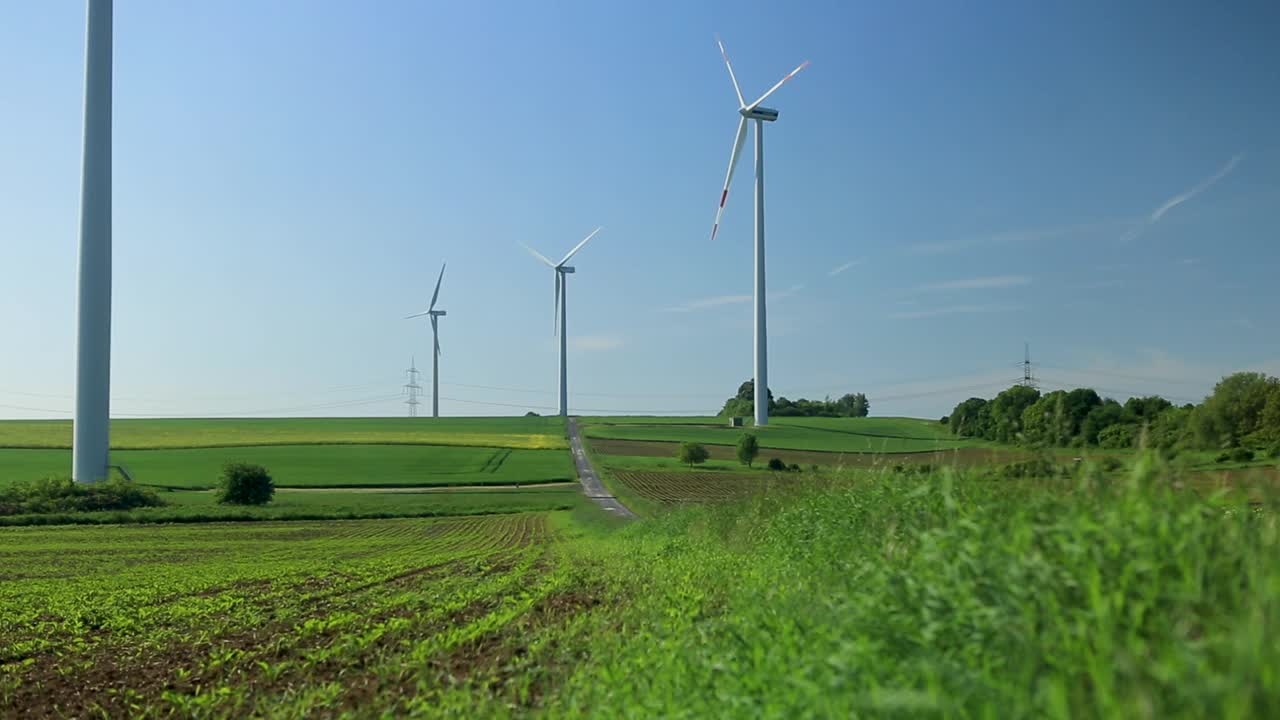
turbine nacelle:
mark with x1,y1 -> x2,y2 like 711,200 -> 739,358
430,310 -> 447,317
740,106 -> 779,122
559,266 -> 576,274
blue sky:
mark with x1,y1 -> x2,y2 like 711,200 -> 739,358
2,0 -> 1278,419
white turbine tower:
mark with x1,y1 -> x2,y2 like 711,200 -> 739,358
710,35 -> 808,427
520,227 -> 603,417
73,0 -> 113,483
405,263 -> 447,418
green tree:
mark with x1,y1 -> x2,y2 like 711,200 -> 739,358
719,379 -> 775,418
987,385 -> 1041,442
1262,386 -> 1280,442
1022,391 -> 1072,447
1097,423 -> 1135,449
1081,399 -> 1127,445
1123,396 -> 1173,422
677,442 -> 710,468
1197,372 -> 1279,447
1062,388 -> 1103,441
836,392 -> 870,417
1148,406 -> 1193,450
948,397 -> 990,437
736,433 -> 760,468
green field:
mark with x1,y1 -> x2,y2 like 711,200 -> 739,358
0,512 -> 570,716
581,415 -> 980,453
0,416 -> 567,450
0,485 -> 580,527
3,461 -> 1276,717
0,445 -> 574,490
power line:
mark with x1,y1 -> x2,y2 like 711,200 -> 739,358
1038,364 -> 1213,388
1035,376 -> 1201,405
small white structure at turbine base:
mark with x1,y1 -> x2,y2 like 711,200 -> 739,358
520,227 -> 603,418
73,0 -> 114,483
709,35 -> 809,427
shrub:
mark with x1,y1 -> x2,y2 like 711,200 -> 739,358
788,463 -> 802,472
677,442 -> 710,468
993,459 -> 1069,481
1097,424 -> 1135,449
0,477 -> 163,516
1270,443 -> 1280,459
1100,456 -> 1124,472
1215,451 -> 1232,463
1230,447 -> 1255,463
736,433 -> 760,468
217,463 -> 275,505
767,458 -> 786,472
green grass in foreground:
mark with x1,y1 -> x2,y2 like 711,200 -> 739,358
0,445 -> 574,490
0,485 -> 580,526
3,458 -> 1276,717
546,458 -> 1278,717
0,416 -> 567,450
581,415 -> 978,453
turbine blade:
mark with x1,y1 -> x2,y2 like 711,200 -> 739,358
520,242 -> 557,268
716,34 -> 745,108
405,310 -> 431,319
558,226 -> 603,266
431,315 -> 441,356
711,116 -> 749,241
553,271 -> 561,336
428,262 -> 446,312
746,59 -> 810,110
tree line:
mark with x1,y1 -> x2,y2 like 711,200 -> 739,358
719,380 -> 870,418
946,371 -> 1280,453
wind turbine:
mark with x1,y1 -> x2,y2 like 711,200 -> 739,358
405,263 -> 447,418
520,227 -> 603,417
73,0 -> 113,483
710,35 -> 808,428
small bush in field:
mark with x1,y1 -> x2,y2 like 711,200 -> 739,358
217,463 -> 274,505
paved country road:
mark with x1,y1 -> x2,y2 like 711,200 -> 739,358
567,417 -> 638,520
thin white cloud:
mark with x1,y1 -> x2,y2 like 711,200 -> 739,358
828,260 -> 860,276
661,293 -> 751,313
1151,154 -> 1242,222
569,335 -> 624,351
1073,279 -> 1121,290
1123,154 -> 1243,242
1178,257 -> 1200,266
663,284 -> 805,313
915,275 -> 1031,293
772,284 -> 805,300
909,220 -> 1124,255
889,304 -> 1015,320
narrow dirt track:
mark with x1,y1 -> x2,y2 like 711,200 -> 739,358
567,418 -> 638,520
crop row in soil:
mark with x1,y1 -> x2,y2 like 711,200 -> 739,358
611,470 -> 800,504
0,512 -> 585,719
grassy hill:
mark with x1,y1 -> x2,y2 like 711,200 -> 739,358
581,415 -> 980,454
0,416 -> 567,451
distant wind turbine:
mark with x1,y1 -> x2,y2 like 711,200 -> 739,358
710,35 -> 809,427
405,263 -> 447,418
520,227 -> 603,417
